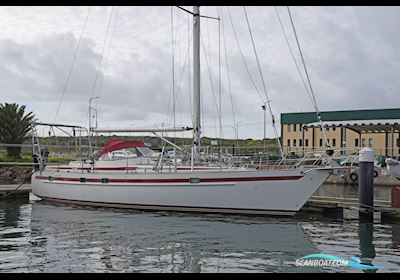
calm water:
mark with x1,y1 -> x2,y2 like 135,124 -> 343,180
0,187 -> 399,273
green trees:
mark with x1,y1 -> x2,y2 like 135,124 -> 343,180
0,103 -> 35,158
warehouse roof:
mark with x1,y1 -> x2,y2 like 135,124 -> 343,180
281,108 -> 400,125
303,119 -> 400,133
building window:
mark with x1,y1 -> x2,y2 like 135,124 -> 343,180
299,139 -> 303,146
332,126 -> 336,131
305,139 -> 309,147
326,126 -> 329,131
332,138 -> 336,147
319,139 -> 323,147
397,138 -> 400,147
287,139 -> 291,147
361,138 -> 366,147
293,139 -> 297,147
368,138 -> 373,147
287,125 -> 290,132
355,139 -> 359,147
293,124 -> 297,132
299,125 -> 302,131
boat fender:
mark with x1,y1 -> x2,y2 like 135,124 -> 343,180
349,172 -> 358,182
326,149 -> 334,156
32,154 -> 39,171
373,170 -> 379,178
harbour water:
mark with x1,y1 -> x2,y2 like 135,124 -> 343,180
0,184 -> 399,273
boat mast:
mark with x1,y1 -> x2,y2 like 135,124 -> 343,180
193,6 -> 201,163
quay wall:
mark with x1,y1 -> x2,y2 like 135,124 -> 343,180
0,166 -> 32,184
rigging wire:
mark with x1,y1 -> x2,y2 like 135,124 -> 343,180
217,6 -> 223,166
274,6 -> 311,100
200,43 -> 217,137
200,13 -> 217,138
243,7 -> 270,103
166,31 -> 193,128
242,6 -> 284,158
168,6 -> 223,139
220,8 -> 237,131
218,6 -> 223,141
90,8 -> 115,98
93,6 -> 120,134
286,6 -> 329,148
83,7 -> 115,129
96,6 -> 120,101
200,32 -> 221,136
53,6 -> 92,125
206,6 -> 212,80
174,7 -> 183,139
226,7 -> 265,105
201,79 -> 206,137
188,6 -> 192,130
165,7 -> 185,138
164,15 -> 177,132
171,6 -> 176,139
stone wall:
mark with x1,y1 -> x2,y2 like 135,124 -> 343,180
0,166 -> 33,184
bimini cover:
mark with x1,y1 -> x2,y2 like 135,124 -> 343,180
99,139 -> 147,157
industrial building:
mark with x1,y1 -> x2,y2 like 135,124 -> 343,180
280,108 -> 400,157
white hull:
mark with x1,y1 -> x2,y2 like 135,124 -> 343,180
31,168 -> 331,216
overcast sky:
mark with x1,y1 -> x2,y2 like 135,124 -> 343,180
0,6 -> 399,140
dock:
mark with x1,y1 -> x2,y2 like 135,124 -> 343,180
301,195 -> 400,222
0,183 -> 32,197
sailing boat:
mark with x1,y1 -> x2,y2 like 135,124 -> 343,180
31,7 -> 333,216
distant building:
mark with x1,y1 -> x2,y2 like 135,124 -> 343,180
280,108 -> 400,157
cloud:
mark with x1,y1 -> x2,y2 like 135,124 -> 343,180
0,6 -> 399,140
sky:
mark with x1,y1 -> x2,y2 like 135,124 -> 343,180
0,6 -> 399,140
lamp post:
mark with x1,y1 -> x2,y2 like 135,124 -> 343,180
88,96 -> 100,155
262,103 -> 266,154
89,96 -> 100,130
235,121 -> 242,157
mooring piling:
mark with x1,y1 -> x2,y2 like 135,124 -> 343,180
358,147 -> 375,221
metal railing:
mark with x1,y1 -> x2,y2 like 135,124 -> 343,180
1,140 -> 394,175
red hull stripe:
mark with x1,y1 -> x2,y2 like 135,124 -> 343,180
48,167 -> 138,171
49,166 -> 222,171
35,175 -> 303,183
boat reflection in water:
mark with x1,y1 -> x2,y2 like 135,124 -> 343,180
2,194 -> 400,272
28,199 -> 321,273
